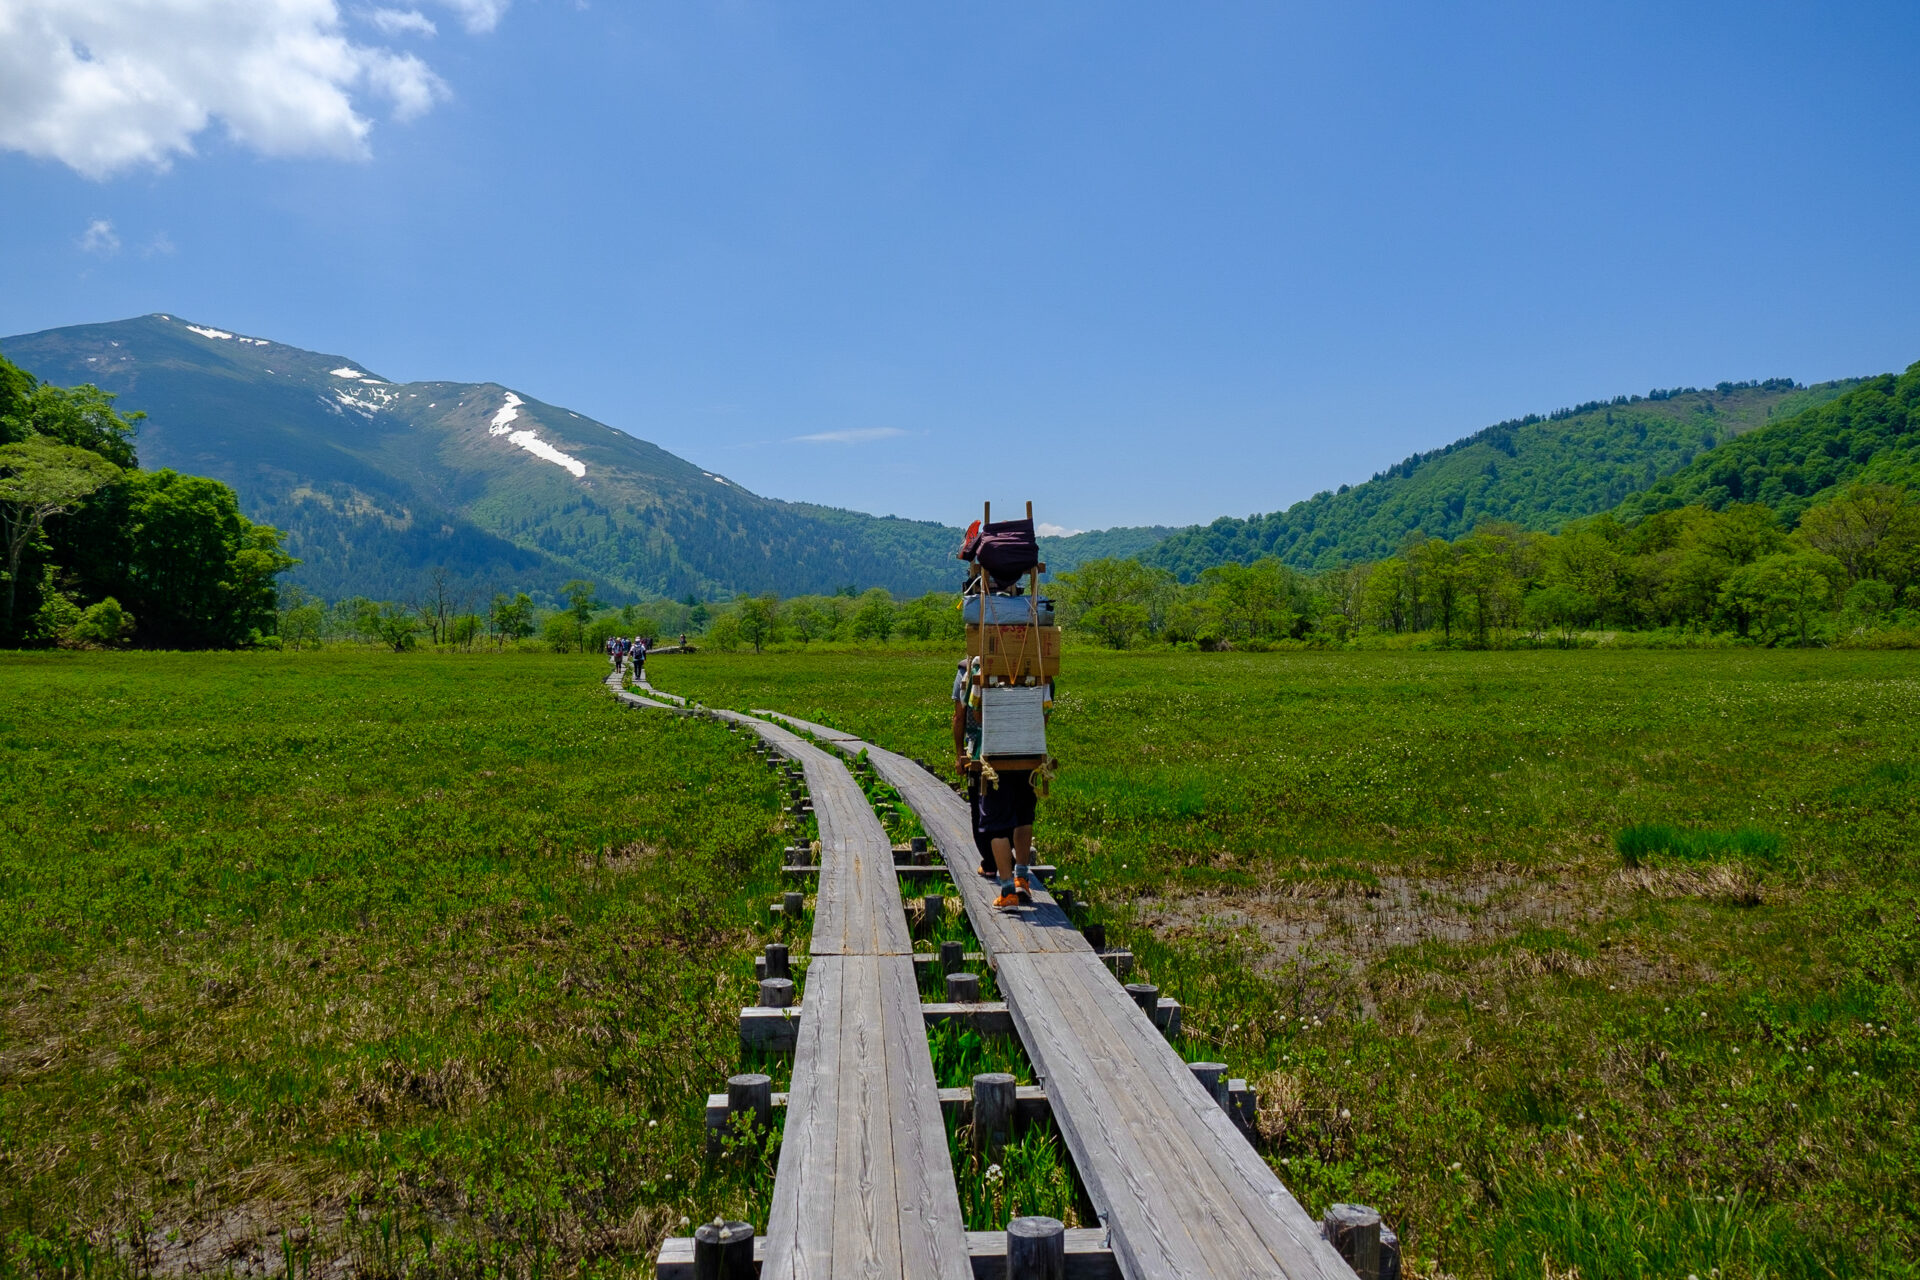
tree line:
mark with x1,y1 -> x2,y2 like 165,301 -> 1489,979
1050,482 -> 1920,649
0,353 -> 293,648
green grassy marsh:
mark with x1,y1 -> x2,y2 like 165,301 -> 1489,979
661,646 -> 1920,1279
0,651 -> 787,1278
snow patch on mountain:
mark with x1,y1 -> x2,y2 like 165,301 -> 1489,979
488,392 -> 524,434
486,392 -> 585,478
331,385 -> 398,417
504,430 -> 587,478
186,325 -> 234,340
332,367 -> 369,379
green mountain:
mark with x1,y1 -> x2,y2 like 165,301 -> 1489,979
1041,525 -> 1177,573
1,315 -> 966,602
1145,379 -> 1860,578
1618,362 -> 1920,524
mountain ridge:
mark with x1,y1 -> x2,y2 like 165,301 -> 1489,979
5,314 -> 1889,599
2,314 -> 975,602
1143,377 -> 1862,579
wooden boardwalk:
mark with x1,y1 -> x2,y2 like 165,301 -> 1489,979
762,714 -> 1353,1280
709,710 -> 970,1280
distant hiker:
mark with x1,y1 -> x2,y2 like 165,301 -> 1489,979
953,656 -> 1052,909
679,632 -> 687,650
632,638 -> 646,676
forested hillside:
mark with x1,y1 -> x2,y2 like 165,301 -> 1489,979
1146,380 -> 1857,578
1040,524 -> 1177,572
1620,362 -> 1920,524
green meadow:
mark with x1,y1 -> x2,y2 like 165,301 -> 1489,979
665,647 -> 1920,1279
0,653 -> 787,1278
3,647 -> 1916,1278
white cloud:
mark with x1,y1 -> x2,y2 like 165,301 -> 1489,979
367,7 -> 437,36
0,0 -> 460,178
1036,523 -> 1084,538
77,217 -> 119,254
143,231 -> 177,257
792,427 -> 908,445
434,0 -> 508,33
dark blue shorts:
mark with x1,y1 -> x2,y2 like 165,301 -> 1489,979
974,769 -> 1037,836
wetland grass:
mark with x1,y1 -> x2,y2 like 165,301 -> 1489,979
663,646 -> 1920,1278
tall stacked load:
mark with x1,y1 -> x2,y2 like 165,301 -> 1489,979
959,501 -> 1058,770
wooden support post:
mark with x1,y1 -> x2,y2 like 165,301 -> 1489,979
1188,1062 -> 1228,1107
1006,1216 -> 1066,1280
1082,923 -> 1106,951
1321,1204 -> 1388,1280
758,978 -> 794,1009
940,940 -> 965,974
946,972 -> 981,1003
910,836 -> 928,855
726,1073 -> 774,1134
1227,1078 -> 1259,1139
922,894 -> 944,931
1056,888 -> 1074,914
1155,998 -> 1182,1037
972,1072 -> 1015,1152
1098,948 -> 1133,978
782,891 -> 804,919
691,1219 -> 755,1280
1125,983 -> 1158,1015
763,943 -> 790,980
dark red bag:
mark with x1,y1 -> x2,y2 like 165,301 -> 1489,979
964,517 -> 1039,585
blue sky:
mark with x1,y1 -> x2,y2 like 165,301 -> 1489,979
3,2 -> 1917,534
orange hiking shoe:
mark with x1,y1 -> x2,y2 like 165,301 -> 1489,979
1014,876 -> 1033,905
993,888 -> 1021,910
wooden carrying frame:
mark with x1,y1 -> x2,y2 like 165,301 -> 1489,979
964,501 -> 1055,769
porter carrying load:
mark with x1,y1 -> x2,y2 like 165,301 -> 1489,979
954,501 -> 1058,909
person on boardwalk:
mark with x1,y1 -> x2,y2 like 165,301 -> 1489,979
951,659 -> 999,882
953,656 -> 1049,909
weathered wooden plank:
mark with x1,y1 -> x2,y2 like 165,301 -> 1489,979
708,709 -> 967,1280
742,1001 -> 1015,1052
707,1084 -> 1052,1133
782,863 -> 1056,880
831,954 -> 902,1279
880,954 -> 972,1280
762,952 -> 843,1279
655,1229 -> 1119,1280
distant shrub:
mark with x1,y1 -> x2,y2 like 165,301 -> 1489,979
1616,824 -> 1781,867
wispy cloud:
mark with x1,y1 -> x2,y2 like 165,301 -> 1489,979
1036,522 -> 1084,538
791,427 -> 908,445
143,231 -> 177,257
437,0 -> 508,33
368,8 -> 438,36
78,218 -> 120,255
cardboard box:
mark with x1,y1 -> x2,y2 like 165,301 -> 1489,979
967,624 -> 1061,678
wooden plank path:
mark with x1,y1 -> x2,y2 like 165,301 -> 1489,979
760,713 -> 1354,1280
605,665 -> 687,713
703,707 -> 970,1280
